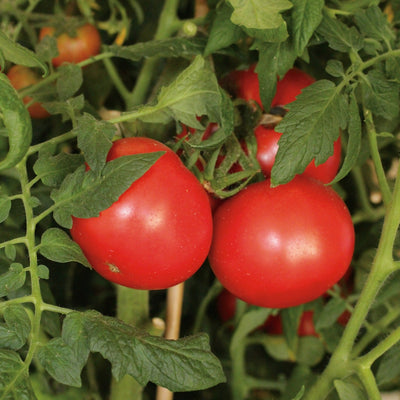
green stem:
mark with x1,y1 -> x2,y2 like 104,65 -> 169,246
128,0 -> 182,108
102,57 -> 131,105
109,286 -> 149,400
364,108 -> 392,206
304,156 -> 400,400
356,366 -> 382,400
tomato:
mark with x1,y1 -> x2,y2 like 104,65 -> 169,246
254,125 -> 342,184
6,65 -> 50,119
70,137 -> 213,290
39,23 -> 101,67
208,176 -> 355,308
224,65 -> 315,110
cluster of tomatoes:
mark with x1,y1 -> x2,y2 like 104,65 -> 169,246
6,23 -> 101,119
71,65 -> 355,317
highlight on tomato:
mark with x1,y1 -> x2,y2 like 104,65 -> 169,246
6,65 -> 50,119
254,125 -> 342,184
208,176 -> 355,309
39,23 -> 101,67
70,137 -> 213,290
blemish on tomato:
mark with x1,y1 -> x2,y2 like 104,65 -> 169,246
108,263 -> 120,273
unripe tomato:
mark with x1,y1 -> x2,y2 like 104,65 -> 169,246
70,137 -> 213,290
39,23 -> 101,67
225,65 -> 315,110
254,125 -> 342,184
209,176 -> 355,308
6,65 -> 50,119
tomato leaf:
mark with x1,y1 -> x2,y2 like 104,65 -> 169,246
360,68 -> 400,120
0,305 -> 30,351
0,196 -> 12,224
0,350 -> 35,399
0,264 -> 26,298
51,151 -> 164,228
272,80 -> 347,185
62,310 -> 226,391
227,0 -> 292,31
280,365 -> 310,400
334,379 -> 367,400
56,64 -> 83,101
0,30 -> 47,74
0,73 -> 32,171
75,113 -> 116,173
39,228 -> 91,268
281,306 -> 303,351
43,95 -> 85,121
316,11 -> 364,53
33,148 -> 84,188
314,298 -> 347,330
105,37 -> 206,61
204,2 -> 245,56
37,338 -> 84,387
331,91 -> 361,183
291,0 -> 324,56
376,343 -> 400,385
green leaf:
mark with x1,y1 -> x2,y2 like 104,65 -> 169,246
281,306 -> 303,351
37,338 -> 84,387
204,3 -> 245,56
295,337 -> 325,366
0,30 -> 47,73
75,113 -> 116,173
0,196 -> 11,223
5,244 -> 16,261
354,6 -> 395,45
280,365 -> 311,400
376,343 -> 400,385
272,80 -> 347,185
326,60 -> 345,77
57,64 -> 83,101
334,379 -> 367,400
291,0 -> 324,56
0,73 -> 32,171
51,152 -> 164,228
43,95 -> 85,121
70,310 -> 225,391
105,37 -> 206,61
314,298 -> 347,330
33,149 -> 84,188
0,264 -> 26,298
228,0 -> 292,30
332,92 -> 361,183
0,350 -> 35,400
37,265 -> 50,280
0,305 -> 31,351
361,68 -> 400,120
39,228 -> 91,268
317,12 -> 364,53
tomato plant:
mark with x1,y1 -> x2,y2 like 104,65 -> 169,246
209,176 -> 355,308
6,65 -> 49,119
39,23 -> 101,67
70,137 -> 213,290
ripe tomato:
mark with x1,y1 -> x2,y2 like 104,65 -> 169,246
254,125 -> 342,184
208,176 -> 355,308
70,137 -> 213,290
39,23 -> 101,67
224,65 -> 315,110
6,65 -> 50,119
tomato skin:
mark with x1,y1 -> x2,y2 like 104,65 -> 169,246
6,65 -> 50,119
225,65 -> 315,109
254,125 -> 342,184
70,137 -> 213,290
208,176 -> 355,308
39,23 -> 101,67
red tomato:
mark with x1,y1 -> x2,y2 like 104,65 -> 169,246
208,176 -> 355,308
224,65 -> 315,109
39,23 -> 101,67
70,137 -> 213,290
6,65 -> 50,119
264,311 -> 319,337
254,125 -> 342,184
